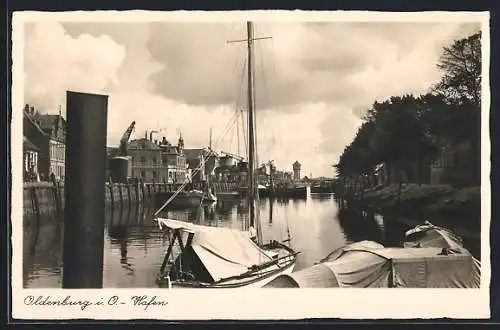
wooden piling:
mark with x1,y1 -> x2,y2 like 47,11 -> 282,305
140,180 -> 145,202
127,184 -> 131,204
51,174 -> 61,216
62,91 -> 108,288
31,186 -> 40,221
118,184 -> 124,207
109,183 -> 114,205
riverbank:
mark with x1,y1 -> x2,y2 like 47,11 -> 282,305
348,183 -> 481,236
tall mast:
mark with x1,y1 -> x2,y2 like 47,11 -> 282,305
236,108 -> 240,157
228,22 -> 270,244
209,127 -> 212,150
246,21 -> 257,234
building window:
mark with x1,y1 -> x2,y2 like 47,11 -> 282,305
141,170 -> 146,178
153,157 -> 157,165
140,156 -> 146,164
153,171 -> 157,178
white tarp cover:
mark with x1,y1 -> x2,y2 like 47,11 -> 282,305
404,222 -> 465,251
157,218 -> 273,282
269,241 -> 389,288
266,241 -> 480,288
324,250 -> 390,287
372,247 -> 479,288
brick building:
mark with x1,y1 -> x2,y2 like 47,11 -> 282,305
23,104 -> 66,181
128,135 -> 187,183
23,136 -> 39,182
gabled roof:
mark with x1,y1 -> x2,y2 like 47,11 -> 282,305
23,136 -> 39,151
23,110 -> 49,138
33,114 -> 63,129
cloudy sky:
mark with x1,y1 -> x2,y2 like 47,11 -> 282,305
22,19 -> 480,177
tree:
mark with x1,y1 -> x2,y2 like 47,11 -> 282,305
433,32 -> 481,184
335,32 -> 482,185
335,94 -> 445,183
434,32 -> 481,108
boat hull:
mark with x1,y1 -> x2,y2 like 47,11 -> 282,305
155,191 -> 203,209
167,258 -> 296,289
310,186 -> 333,194
157,242 -> 298,289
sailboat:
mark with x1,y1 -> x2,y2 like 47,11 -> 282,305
153,22 -> 299,288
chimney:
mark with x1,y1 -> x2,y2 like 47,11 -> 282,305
24,104 -> 29,113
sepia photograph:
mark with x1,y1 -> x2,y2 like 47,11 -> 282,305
11,10 -> 491,319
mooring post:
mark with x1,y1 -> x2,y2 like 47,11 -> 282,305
50,174 -> 61,216
62,91 -> 108,288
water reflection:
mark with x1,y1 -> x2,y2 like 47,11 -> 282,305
23,194 -> 481,288
336,206 -> 385,245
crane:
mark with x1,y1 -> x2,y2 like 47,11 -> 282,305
118,121 -> 136,156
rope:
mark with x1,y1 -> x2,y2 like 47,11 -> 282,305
152,110 -> 240,218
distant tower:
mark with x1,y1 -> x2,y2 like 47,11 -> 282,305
293,161 -> 301,181
178,133 -> 184,151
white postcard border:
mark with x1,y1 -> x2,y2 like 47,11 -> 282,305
10,10 -> 492,320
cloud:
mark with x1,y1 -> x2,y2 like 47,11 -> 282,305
23,20 -> 481,177
24,21 -> 126,111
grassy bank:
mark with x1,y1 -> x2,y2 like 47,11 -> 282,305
359,183 -> 481,235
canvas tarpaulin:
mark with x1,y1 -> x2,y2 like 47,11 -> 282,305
265,241 -> 479,288
404,222 -> 465,251
266,241 -> 391,288
157,218 -> 274,282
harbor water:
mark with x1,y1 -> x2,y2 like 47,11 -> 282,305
23,192 -> 481,288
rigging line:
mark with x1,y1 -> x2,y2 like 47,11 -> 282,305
249,47 -> 262,245
153,120 -> 234,217
241,108 -> 247,159
256,42 -> 269,161
153,111 -> 240,217
223,36 -> 244,121
235,56 -> 247,157
252,53 -> 260,177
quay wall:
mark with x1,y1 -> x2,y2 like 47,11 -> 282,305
22,181 -> 193,217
